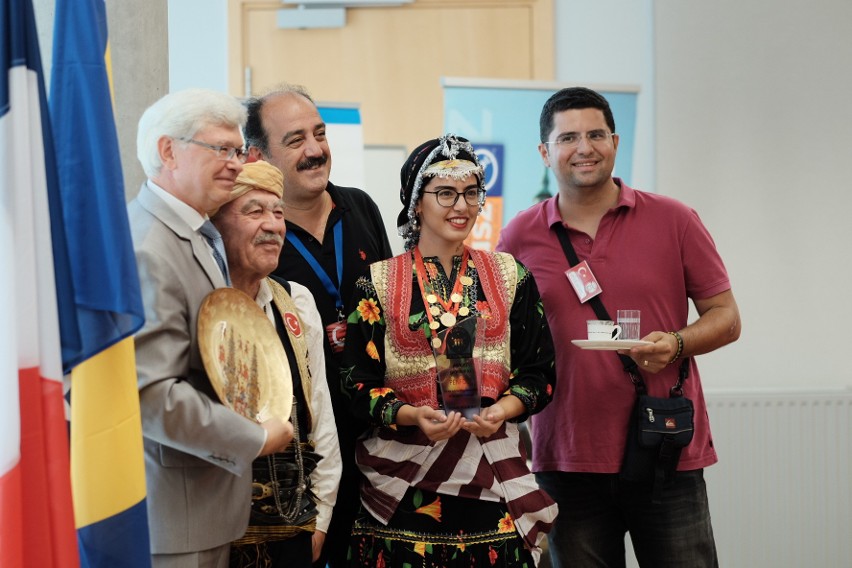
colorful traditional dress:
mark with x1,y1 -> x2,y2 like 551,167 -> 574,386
341,248 -> 557,567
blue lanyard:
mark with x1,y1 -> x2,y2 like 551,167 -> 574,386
285,218 -> 344,316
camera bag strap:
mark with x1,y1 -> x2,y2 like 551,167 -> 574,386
554,222 -> 693,500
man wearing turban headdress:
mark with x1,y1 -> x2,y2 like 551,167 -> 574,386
211,160 -> 341,567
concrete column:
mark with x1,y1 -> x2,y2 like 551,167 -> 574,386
33,0 -> 169,201
107,0 -> 170,199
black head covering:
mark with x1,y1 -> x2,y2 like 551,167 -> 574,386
397,134 -> 485,250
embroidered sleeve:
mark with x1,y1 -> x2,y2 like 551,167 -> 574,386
341,275 -> 405,428
505,260 -> 555,420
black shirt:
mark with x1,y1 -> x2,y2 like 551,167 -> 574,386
272,182 -> 393,478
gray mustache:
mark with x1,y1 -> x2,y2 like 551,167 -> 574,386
253,232 -> 284,246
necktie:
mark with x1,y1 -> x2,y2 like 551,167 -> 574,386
199,220 -> 231,285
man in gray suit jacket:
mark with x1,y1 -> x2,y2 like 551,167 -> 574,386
128,89 -> 294,568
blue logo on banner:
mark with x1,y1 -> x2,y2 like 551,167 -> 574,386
473,143 -> 503,197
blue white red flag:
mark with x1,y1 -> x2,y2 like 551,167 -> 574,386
0,0 -> 81,565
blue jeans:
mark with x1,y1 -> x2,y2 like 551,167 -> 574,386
536,470 -> 718,568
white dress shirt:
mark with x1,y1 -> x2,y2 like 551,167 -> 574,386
255,279 -> 342,534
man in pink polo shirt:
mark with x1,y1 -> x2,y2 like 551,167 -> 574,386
497,86 -> 741,568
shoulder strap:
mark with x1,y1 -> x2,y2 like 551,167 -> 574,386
553,224 -> 639,372
553,224 -> 612,322
553,223 -> 691,395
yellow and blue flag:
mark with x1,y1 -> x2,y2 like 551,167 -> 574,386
49,0 -> 150,566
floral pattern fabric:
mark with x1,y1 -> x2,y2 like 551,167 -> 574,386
349,487 -> 536,568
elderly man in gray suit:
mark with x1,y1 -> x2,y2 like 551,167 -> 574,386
128,89 -> 294,568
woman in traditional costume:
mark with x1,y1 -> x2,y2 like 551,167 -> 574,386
341,134 -> 558,566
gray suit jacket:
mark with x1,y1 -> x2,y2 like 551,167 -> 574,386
128,184 -> 265,554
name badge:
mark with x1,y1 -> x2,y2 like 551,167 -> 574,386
565,260 -> 602,303
325,320 -> 347,353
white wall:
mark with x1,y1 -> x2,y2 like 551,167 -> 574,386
365,146 -> 407,255
552,6 -> 852,566
654,0 -> 852,392
554,0 -> 655,191
168,0 -> 228,92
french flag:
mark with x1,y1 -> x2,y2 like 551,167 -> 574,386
0,0 -> 81,566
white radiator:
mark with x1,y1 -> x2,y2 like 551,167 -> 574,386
700,390 -> 852,567
623,390 -> 852,567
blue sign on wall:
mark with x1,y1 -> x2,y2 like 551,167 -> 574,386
473,143 -> 504,198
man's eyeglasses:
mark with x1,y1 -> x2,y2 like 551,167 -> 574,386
177,137 -> 247,163
544,129 -> 614,148
423,188 -> 482,208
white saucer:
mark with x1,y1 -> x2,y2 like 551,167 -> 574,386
571,339 -> 653,350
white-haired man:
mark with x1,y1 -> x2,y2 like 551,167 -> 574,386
129,89 -> 293,568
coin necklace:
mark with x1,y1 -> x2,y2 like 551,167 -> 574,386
413,246 -> 472,349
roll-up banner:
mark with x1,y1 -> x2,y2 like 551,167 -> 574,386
444,78 -> 639,251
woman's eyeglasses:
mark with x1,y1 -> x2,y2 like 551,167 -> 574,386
422,188 -> 482,208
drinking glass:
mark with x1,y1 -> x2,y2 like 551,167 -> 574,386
616,310 -> 641,341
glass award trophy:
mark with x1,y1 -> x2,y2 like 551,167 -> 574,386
431,316 -> 484,420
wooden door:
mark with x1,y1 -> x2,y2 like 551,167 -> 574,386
228,0 -> 554,152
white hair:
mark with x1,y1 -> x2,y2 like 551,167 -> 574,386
136,88 -> 247,178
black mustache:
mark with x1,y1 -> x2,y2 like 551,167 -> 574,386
296,155 -> 328,171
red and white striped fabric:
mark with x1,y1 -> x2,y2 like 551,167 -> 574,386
357,422 -> 558,557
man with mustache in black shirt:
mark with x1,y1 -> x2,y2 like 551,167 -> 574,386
245,85 -> 393,568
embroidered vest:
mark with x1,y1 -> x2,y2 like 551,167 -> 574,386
267,277 -> 314,429
370,249 -> 517,408
232,278 -> 321,544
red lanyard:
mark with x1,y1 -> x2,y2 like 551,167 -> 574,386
413,246 -> 470,348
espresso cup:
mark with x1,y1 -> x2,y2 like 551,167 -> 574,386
587,320 -> 622,341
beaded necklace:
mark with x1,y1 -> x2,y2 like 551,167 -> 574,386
413,246 -> 473,349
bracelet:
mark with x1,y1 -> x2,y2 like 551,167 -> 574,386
382,399 -> 406,428
667,331 -> 683,364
